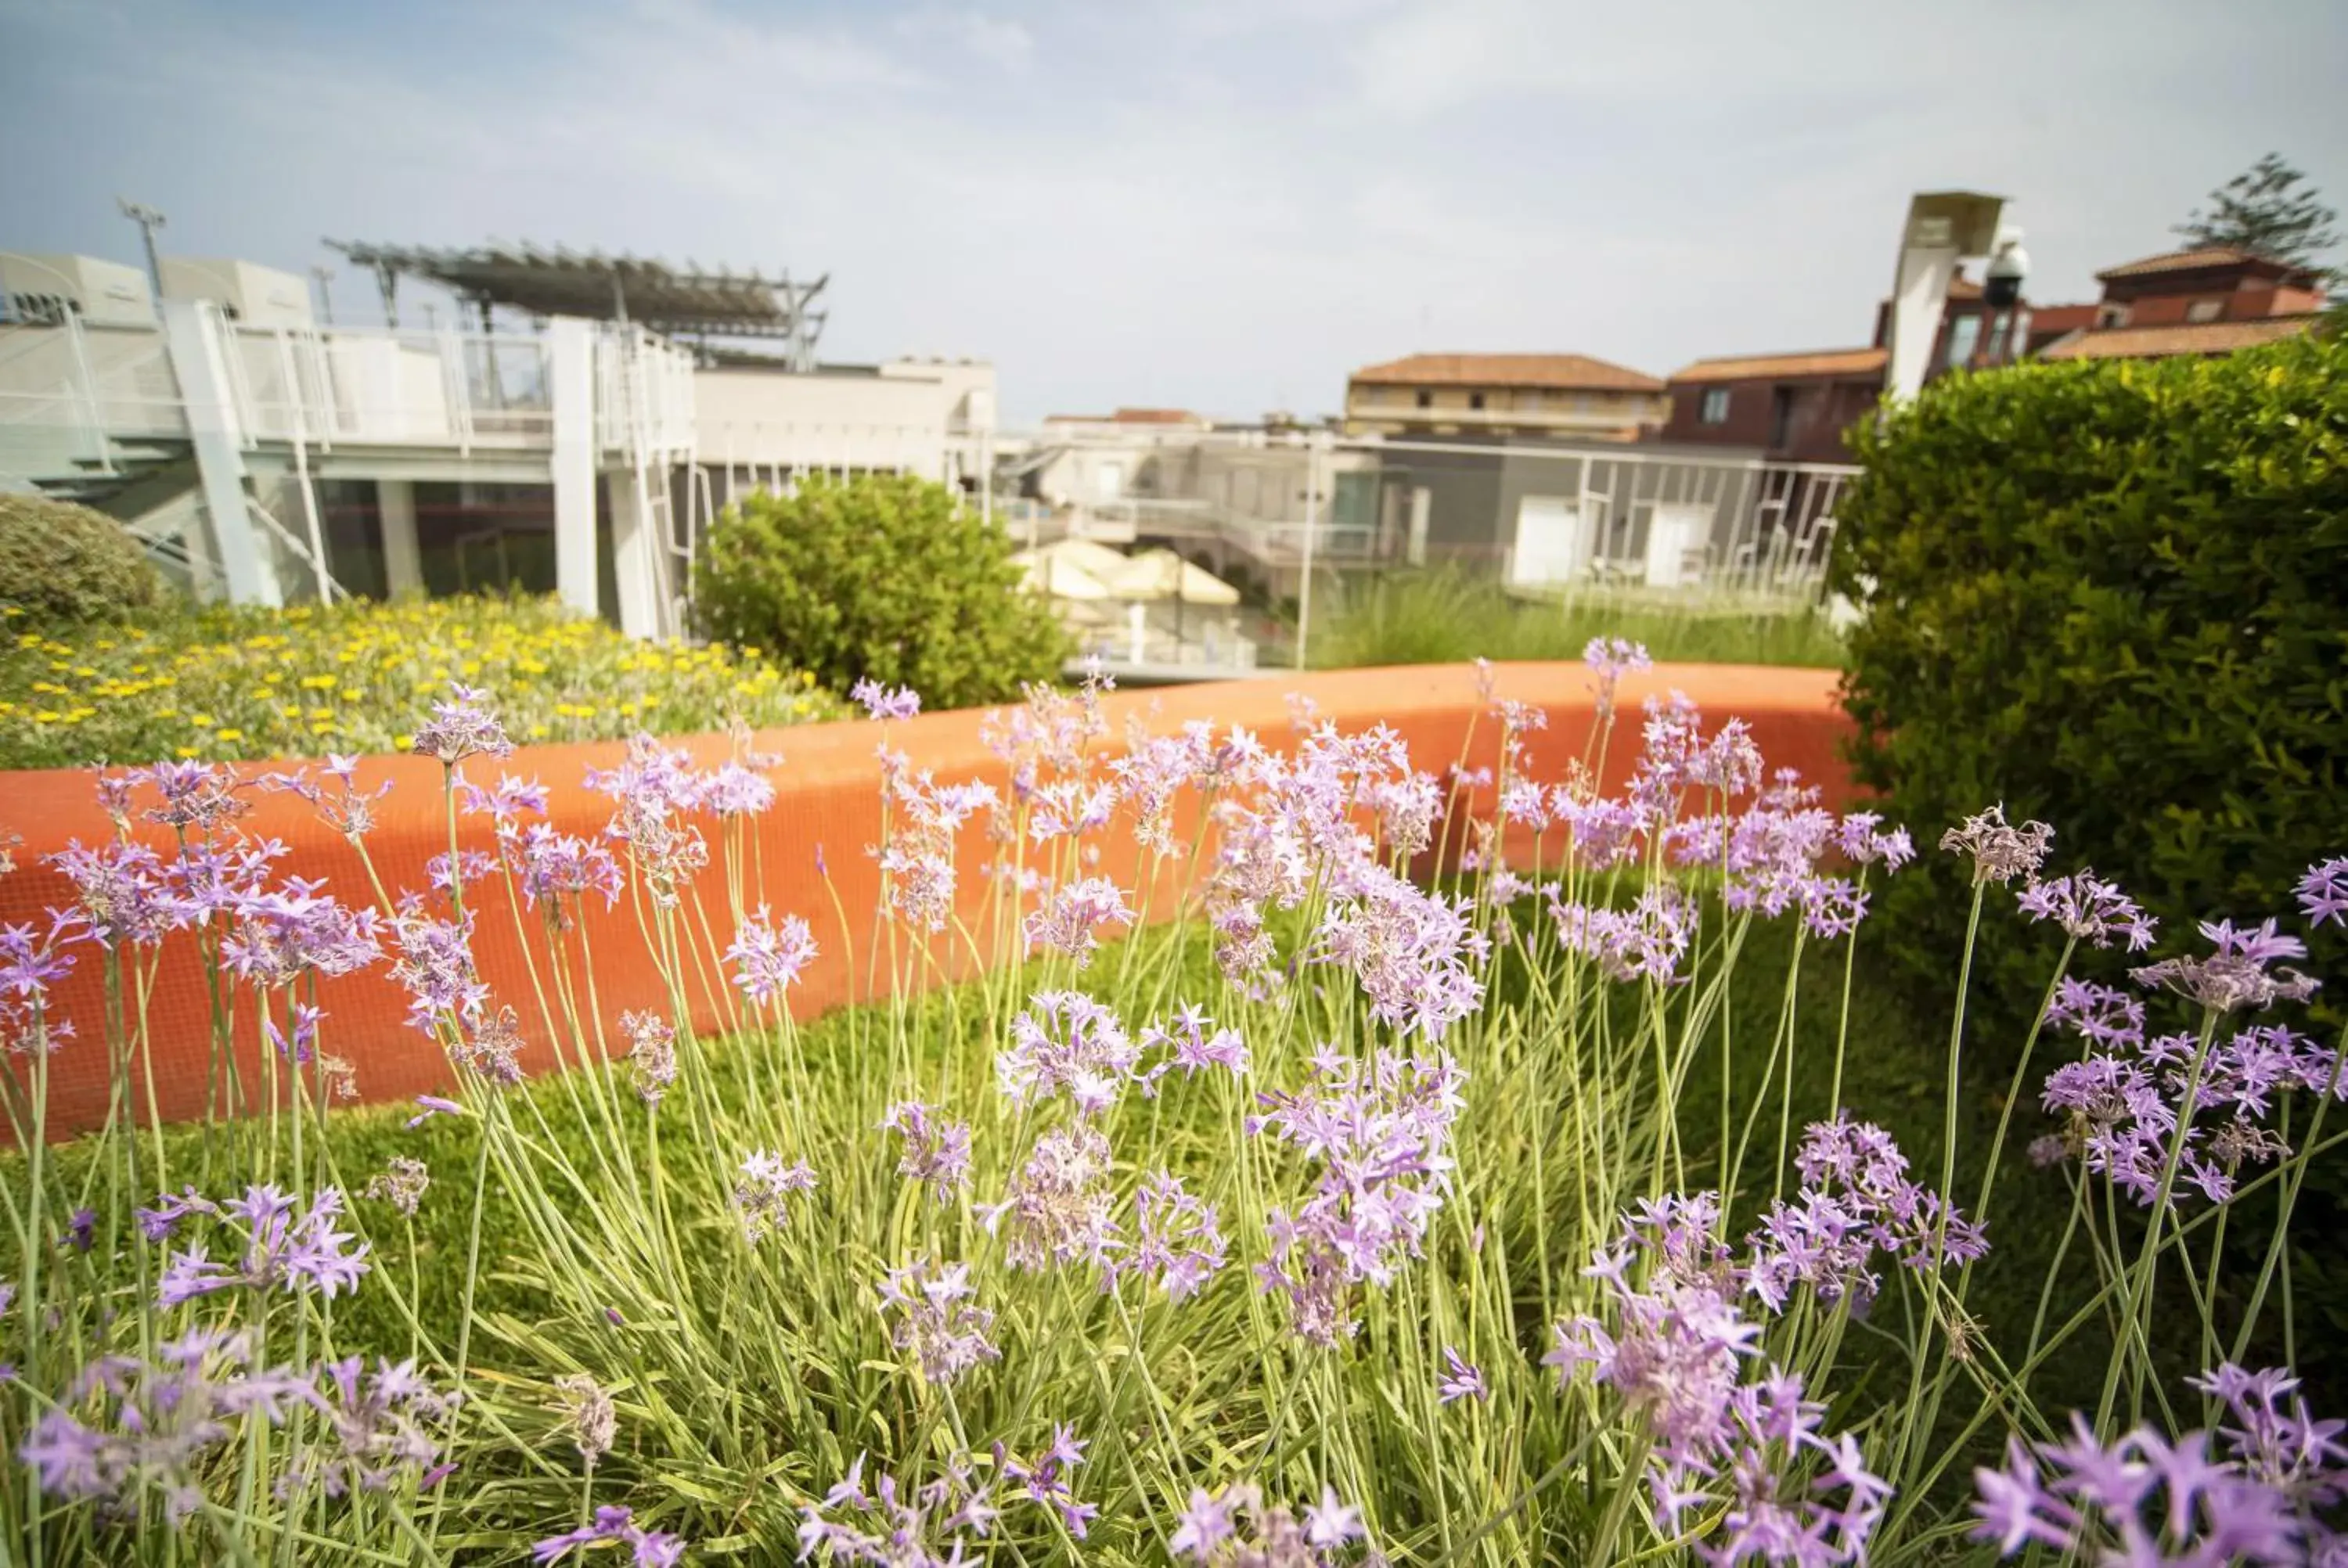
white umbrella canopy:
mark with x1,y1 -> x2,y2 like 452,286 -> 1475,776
1010,542 -> 1120,602
1111,548 -> 1241,606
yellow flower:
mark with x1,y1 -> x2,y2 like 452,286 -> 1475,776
190,713 -> 216,728
300,674 -> 337,690
175,746 -> 200,758
340,688 -> 362,702
215,728 -> 246,742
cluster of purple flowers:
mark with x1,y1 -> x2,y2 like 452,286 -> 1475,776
1115,1171 -> 1228,1302
870,749 -> 996,933
145,1184 -> 370,1307
1547,1197 -> 1889,1564
513,825 -> 624,921
1972,1364 -> 2345,1565
1745,1117 -> 1988,1313
1310,861 -> 1487,1040
2018,867 -> 2159,950
1253,1045 -> 1466,1347
1584,635 -> 1654,717
1138,1002 -> 1249,1092
2040,966 -> 2340,1208
364,1156 -> 430,1218
585,735 -> 714,907
1169,1483 -> 1367,1564
1940,805 -> 2056,886
849,678 -> 922,723
732,1150 -> 818,1243
997,990 -> 1140,1117
2134,918 -> 2322,1016
1547,883 -> 1699,984
620,1010 -> 678,1106
1021,875 -> 1134,969
880,1100 -> 974,1200
876,1258 -> 1000,1386
798,1451 -> 1003,1566
20,1329 -> 456,1522
410,682 -> 514,765
984,1124 -> 1121,1272
533,1505 -> 686,1566
726,904 -> 819,1004
1000,1422 -> 1098,1539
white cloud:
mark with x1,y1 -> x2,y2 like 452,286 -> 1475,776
896,7 -> 1035,70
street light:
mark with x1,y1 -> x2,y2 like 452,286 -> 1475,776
117,196 -> 167,300
1884,191 -> 2008,404
311,264 -> 337,325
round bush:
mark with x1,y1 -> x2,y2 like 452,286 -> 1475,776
693,473 -> 1071,710
0,491 -> 169,625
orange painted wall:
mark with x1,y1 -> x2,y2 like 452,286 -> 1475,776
0,663 -> 1854,1137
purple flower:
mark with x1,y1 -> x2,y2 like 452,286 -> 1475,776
0,921 -> 76,1002
61,1207 -> 95,1253
532,1505 -> 686,1566
2296,856 -> 2348,930
1438,1347 -> 1488,1404
982,1124 -> 1120,1273
1002,1422 -> 1098,1539
1971,1388 -> 2326,1566
2134,919 -> 2321,1014
620,1011 -> 677,1106
364,1156 -> 430,1218
1116,1171 -> 1227,1302
458,773 -> 550,822
1834,811 -> 1916,871
406,1095 -> 465,1128
849,678 -> 922,723
732,1149 -> 816,1243
1309,862 -> 1486,1040
1585,635 -> 1653,717
2019,869 -> 2159,951
998,991 -> 1140,1117
1140,1003 -> 1249,1091
513,826 -> 624,918
221,882 -> 383,987
554,1373 -> 616,1470
798,1451 -> 1001,1563
876,1258 -> 999,1386
881,1101 -> 973,1201
155,1186 -> 370,1307
727,905 -> 818,1004
264,757 -> 393,837
1022,876 -> 1135,969
1941,806 -> 2055,886
700,761 -> 775,818
127,760 -> 250,832
1170,1483 -> 1367,1565
411,682 -> 513,765
48,840 -> 175,948
1548,885 -> 1698,984
281,1355 -> 460,1501
1745,1117 -> 1986,1311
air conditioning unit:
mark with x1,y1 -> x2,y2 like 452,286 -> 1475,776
0,252 -> 157,328
159,257 -> 315,329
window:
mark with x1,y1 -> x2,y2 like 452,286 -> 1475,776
1413,389 -> 1433,409
1767,386 -> 1797,449
1985,310 -> 2012,362
1698,387 -> 1730,425
2098,304 -> 2129,329
1469,391 -> 1486,411
2187,298 -> 2224,323
1944,312 -> 1982,369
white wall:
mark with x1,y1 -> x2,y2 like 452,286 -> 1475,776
692,363 -> 992,476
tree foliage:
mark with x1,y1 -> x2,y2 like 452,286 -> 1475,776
2173,152 -> 2340,274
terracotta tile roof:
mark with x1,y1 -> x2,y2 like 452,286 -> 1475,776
2094,246 -> 2303,281
1349,352 -> 1664,393
1945,274 -> 1983,300
1667,347 -> 1888,384
2026,304 -> 2101,335
1043,408 -> 1207,426
2036,314 -> 2325,361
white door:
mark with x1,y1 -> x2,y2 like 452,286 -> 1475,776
1509,495 -> 1590,588
1643,503 -> 1710,588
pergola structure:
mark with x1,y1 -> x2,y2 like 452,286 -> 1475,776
324,239 -> 828,369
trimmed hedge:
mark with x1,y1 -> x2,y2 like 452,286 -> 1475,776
1831,330 -> 2348,1380
0,492 -> 169,626
693,473 -> 1071,710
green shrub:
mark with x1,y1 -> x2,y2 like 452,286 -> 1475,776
693,473 -> 1071,710
1834,333 -> 2347,1010
0,491 -> 169,626
1831,333 -> 2348,1378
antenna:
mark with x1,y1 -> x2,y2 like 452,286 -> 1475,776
117,196 -> 167,299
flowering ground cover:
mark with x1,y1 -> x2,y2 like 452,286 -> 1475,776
3,650 -> 2345,1565
0,593 -> 838,771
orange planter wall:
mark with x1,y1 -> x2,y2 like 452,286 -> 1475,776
0,663 -> 1854,1138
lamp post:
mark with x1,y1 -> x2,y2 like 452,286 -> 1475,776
1293,429 -> 1331,671
117,197 -> 167,300
1884,191 -> 2009,405
311,264 -> 337,325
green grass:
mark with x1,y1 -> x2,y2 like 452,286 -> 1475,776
1309,566 -> 1846,671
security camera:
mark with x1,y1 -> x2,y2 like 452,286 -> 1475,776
1985,228 -> 2029,307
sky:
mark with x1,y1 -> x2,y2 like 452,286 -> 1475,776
5,0 -> 2345,426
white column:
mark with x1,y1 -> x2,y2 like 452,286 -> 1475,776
160,299 -> 283,606
609,469 -> 663,638
547,318 -> 599,617
378,478 -> 423,596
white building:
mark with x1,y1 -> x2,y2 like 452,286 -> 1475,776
0,243 -> 996,638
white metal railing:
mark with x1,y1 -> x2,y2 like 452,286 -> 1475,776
228,322 -> 556,450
